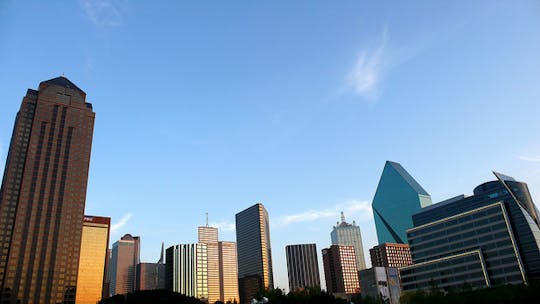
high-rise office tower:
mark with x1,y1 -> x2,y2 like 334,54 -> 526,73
110,234 -> 140,296
369,243 -> 412,268
400,172 -> 540,292
236,203 -> 273,304
0,77 -> 95,304
198,224 -> 240,303
331,212 -> 366,270
372,161 -> 432,244
165,244 -> 209,300
76,216 -> 111,304
322,245 -> 360,295
135,243 -> 165,291
198,225 -> 220,303
219,241 -> 239,303
285,244 -> 321,291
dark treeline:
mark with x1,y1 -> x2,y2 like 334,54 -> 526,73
98,283 -> 540,304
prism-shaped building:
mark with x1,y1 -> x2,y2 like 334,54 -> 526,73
372,161 -> 432,244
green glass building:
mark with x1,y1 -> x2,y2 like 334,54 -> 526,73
372,161 -> 432,244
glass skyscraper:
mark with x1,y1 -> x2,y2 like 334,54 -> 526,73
110,234 -> 140,296
331,212 -> 366,270
165,243 -> 208,300
372,161 -> 432,244
285,244 -> 321,291
0,77 -> 95,304
235,203 -> 273,304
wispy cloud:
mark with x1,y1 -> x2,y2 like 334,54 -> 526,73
519,155 -> 540,162
79,0 -> 125,27
275,200 -> 372,227
347,27 -> 389,99
209,220 -> 235,232
111,213 -> 133,234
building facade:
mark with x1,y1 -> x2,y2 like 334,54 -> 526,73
359,267 -> 401,304
285,244 -> 321,291
165,244 -> 208,300
236,203 -> 274,303
322,245 -> 360,295
331,212 -> 366,270
76,216 -> 111,304
372,161 -> 432,244
400,172 -> 540,292
110,234 -> 140,296
136,263 -> 165,291
218,241 -> 239,303
0,77 -> 95,304
369,243 -> 412,268
198,226 -> 220,303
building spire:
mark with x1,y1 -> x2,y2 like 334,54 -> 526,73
341,211 -> 346,224
206,212 -> 209,227
158,242 -> 164,264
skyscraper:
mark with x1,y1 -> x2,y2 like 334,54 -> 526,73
236,203 -> 273,304
110,234 -> 140,296
0,77 -> 95,304
218,241 -> 239,303
400,172 -> 540,292
331,212 -> 366,270
198,226 -> 220,303
322,245 -> 360,295
166,244 -> 209,300
76,215 -> 110,304
372,161 -> 432,244
285,244 -> 321,291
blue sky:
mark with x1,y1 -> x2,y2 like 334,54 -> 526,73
1,0 -> 540,291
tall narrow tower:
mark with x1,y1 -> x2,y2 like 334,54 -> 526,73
235,203 -> 273,304
0,77 -> 95,304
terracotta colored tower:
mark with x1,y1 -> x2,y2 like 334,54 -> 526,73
0,77 -> 95,304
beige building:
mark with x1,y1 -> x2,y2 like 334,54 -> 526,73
76,216 -> 110,304
198,225 -> 239,303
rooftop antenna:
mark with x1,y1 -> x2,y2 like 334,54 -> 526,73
341,211 -> 346,223
206,212 -> 209,227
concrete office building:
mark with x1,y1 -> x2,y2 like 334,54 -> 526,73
236,203 -> 273,303
76,216 -> 111,304
359,267 -> 401,304
369,243 -> 412,268
110,234 -> 141,296
285,244 -> 321,291
322,245 -> 360,295
331,212 -> 367,270
166,243 -> 209,300
400,172 -> 540,292
372,161 -> 432,244
0,77 -> 95,304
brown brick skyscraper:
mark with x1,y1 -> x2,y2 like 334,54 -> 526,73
0,77 -> 95,304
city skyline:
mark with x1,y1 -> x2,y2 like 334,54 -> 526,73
1,0 -> 540,292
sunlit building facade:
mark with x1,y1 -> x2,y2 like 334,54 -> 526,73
166,243 -> 209,301
331,212 -> 366,270
219,241 -> 239,303
236,203 -> 274,304
76,216 -> 110,304
0,77 -> 95,304
198,226 -> 220,303
322,245 -> 360,295
369,243 -> 412,268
